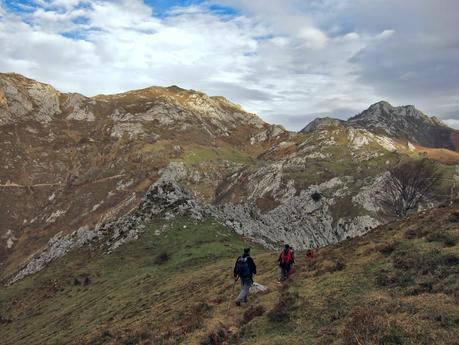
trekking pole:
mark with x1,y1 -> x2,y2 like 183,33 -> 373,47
226,278 -> 238,311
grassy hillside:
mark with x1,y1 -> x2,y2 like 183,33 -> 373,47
1,202 -> 458,345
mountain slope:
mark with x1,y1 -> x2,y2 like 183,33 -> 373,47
2,73 -> 459,285
214,124 -> 459,249
0,73 -> 287,279
1,201 -> 457,345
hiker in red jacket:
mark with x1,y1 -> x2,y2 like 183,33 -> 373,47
278,244 -> 294,281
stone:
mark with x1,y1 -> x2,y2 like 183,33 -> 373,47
250,282 -> 268,294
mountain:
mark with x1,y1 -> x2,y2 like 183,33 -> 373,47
302,101 -> 459,151
0,73 -> 288,281
1,74 -> 459,286
1,198 -> 457,344
300,117 -> 345,133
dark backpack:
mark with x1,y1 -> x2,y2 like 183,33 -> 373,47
236,257 -> 251,277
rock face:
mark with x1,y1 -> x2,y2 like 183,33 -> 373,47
349,101 -> 459,150
1,74 -> 458,283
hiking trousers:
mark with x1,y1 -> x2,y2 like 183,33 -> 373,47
280,264 -> 290,281
235,277 -> 252,303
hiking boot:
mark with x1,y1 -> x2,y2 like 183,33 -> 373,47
235,301 -> 241,306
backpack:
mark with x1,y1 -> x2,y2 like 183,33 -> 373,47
280,250 -> 293,265
236,257 -> 251,277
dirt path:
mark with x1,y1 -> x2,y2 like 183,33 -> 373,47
0,174 -> 125,188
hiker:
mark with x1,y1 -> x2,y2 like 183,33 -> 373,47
233,247 -> 257,306
305,248 -> 316,269
278,244 -> 294,281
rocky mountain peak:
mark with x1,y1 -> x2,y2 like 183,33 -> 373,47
300,117 -> 344,133
350,100 -> 432,124
0,73 -> 61,124
346,101 -> 459,150
298,101 -> 458,151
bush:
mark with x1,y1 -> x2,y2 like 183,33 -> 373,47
404,228 -> 426,239
341,308 -> 407,345
191,302 -> 211,314
121,329 -> 152,345
448,211 -> 459,222
153,250 -> 169,264
341,308 -> 384,345
425,232 -> 457,247
379,242 -> 397,256
311,192 -> 322,202
334,259 -> 346,271
200,326 -> 228,345
0,316 -> 12,324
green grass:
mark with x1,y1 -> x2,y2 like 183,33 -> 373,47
1,204 -> 459,345
0,218 -> 259,345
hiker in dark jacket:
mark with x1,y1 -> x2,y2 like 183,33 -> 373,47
233,247 -> 257,306
278,244 -> 294,281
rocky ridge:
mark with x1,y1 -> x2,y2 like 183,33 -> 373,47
8,178 -> 205,284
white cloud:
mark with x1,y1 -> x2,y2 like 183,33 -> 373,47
443,119 -> 459,129
0,0 -> 457,130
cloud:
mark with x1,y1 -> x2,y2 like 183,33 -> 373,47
0,0 -> 457,130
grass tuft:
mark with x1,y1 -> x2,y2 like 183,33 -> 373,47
267,289 -> 298,323
241,305 -> 266,325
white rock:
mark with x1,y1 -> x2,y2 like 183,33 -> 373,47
46,209 -> 66,223
250,282 -> 268,294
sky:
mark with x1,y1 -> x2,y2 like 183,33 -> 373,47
0,0 -> 458,130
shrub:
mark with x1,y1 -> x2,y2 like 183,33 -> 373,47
0,316 -> 12,324
379,242 -> 397,256
200,326 -> 228,345
334,259 -> 346,271
448,211 -> 459,222
121,329 -> 152,345
404,228 -> 417,239
311,192 -> 322,202
341,308 -> 384,345
425,232 -> 457,247
191,302 -> 211,314
153,250 -> 169,264
121,334 -> 141,345
375,269 -> 402,287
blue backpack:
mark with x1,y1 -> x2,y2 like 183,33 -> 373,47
236,257 -> 251,277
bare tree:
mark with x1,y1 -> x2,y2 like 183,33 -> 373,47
379,158 -> 442,218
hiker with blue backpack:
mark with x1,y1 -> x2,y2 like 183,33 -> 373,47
233,247 -> 257,306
